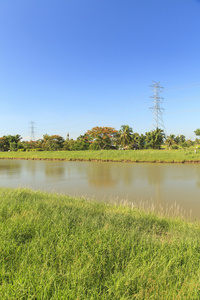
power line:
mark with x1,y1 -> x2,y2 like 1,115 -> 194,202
149,81 -> 166,134
165,81 -> 200,92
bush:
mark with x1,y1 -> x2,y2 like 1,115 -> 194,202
89,141 -> 100,150
171,145 -> 179,150
25,148 -> 43,152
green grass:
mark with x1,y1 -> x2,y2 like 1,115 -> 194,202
1,188 -> 200,299
0,149 -> 200,163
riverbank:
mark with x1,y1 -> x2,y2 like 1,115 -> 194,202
0,187 -> 200,299
0,149 -> 200,163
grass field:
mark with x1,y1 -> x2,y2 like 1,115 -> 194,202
0,149 -> 200,163
1,188 -> 200,299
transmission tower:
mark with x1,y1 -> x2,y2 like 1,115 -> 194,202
29,121 -> 36,141
149,81 -> 166,133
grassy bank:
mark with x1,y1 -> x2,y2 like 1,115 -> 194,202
0,188 -> 200,299
0,149 -> 200,163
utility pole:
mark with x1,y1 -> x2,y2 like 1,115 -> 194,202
149,81 -> 166,133
29,121 -> 36,141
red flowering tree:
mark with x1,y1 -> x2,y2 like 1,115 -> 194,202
86,126 -> 118,150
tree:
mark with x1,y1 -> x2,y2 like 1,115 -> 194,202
0,135 -> 21,151
0,137 -> 8,151
42,135 -> 65,151
76,134 -> 90,150
195,138 -> 200,145
165,134 -> 175,147
186,139 -> 194,147
10,142 -> 17,151
86,126 -> 118,150
137,134 -> 146,149
63,135 -> 90,151
165,135 -> 186,148
174,135 -> 180,145
118,125 -> 133,147
179,135 -> 186,144
194,129 -> 200,136
145,128 -> 165,149
89,141 -> 101,150
63,139 -> 75,151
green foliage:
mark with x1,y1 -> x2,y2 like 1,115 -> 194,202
165,134 -> 175,147
10,142 -> 17,151
74,140 -> 90,150
179,135 -> 186,144
42,134 -> 65,151
63,139 -> 74,150
0,135 -> 21,151
166,135 -> 186,148
26,148 -> 40,152
118,125 -> 133,147
181,142 -> 189,149
63,139 -> 90,151
194,128 -> 200,136
195,138 -> 200,145
186,139 -> 194,147
137,133 -> 146,149
0,126 -> 198,152
75,134 -> 90,150
145,128 -> 165,149
171,145 -> 179,149
0,137 -> 7,151
89,141 -> 101,150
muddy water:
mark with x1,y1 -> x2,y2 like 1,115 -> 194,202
0,159 -> 200,219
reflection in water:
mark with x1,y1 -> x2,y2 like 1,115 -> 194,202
146,164 -> 165,185
45,164 -> 65,178
26,161 -> 38,176
121,165 -> 133,186
87,163 -> 119,188
0,161 -> 21,177
1,160 -> 200,220
195,166 -> 200,187
146,165 -> 165,207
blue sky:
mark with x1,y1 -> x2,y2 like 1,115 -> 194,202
0,0 -> 200,140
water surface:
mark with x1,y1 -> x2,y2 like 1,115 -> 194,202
0,159 -> 200,219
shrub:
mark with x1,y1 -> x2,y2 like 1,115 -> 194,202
26,149 -> 37,152
89,141 -> 100,150
171,145 -> 179,150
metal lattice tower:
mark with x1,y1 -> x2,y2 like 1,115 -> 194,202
29,121 -> 36,141
149,81 -> 166,132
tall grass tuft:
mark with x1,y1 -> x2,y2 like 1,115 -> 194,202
0,187 -> 200,299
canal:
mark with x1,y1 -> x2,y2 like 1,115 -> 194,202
0,159 -> 200,219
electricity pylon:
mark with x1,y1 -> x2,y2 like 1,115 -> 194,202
149,81 -> 166,133
29,121 -> 36,141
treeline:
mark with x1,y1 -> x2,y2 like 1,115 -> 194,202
0,126 -> 199,151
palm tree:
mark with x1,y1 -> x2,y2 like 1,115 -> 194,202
165,134 -> 175,147
145,128 -> 165,149
119,125 -> 133,147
